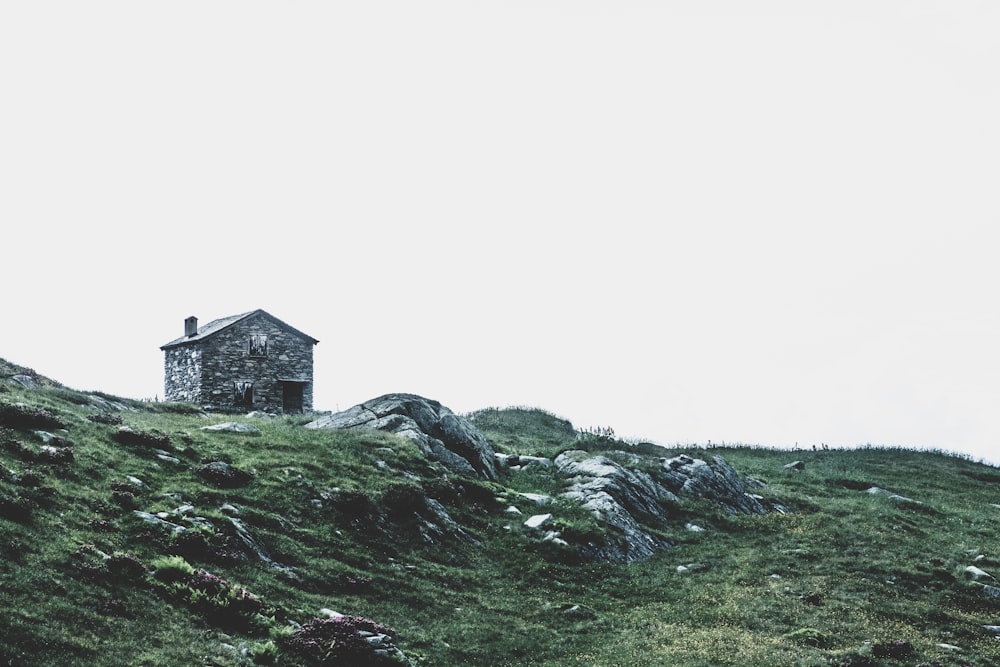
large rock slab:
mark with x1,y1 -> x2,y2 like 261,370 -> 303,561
305,393 -> 498,480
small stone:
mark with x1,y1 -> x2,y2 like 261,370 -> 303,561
517,492 -> 553,505
982,584 -> 1000,599
965,565 -> 994,581
200,422 -> 260,434
524,513 -> 553,529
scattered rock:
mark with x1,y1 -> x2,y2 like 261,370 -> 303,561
864,486 -> 925,508
200,422 -> 261,434
965,565 -> 994,581
887,494 -> 922,507
496,453 -> 554,470
557,603 -> 597,620
227,516 -> 297,578
517,492 -> 553,506
524,513 -> 553,530
219,503 -> 240,516
133,510 -> 186,533
981,584 -> 1000,599
784,460 -> 805,471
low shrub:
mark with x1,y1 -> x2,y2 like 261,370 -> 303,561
168,526 -> 245,565
186,569 -> 267,618
280,615 -> 399,666
0,402 -> 65,430
150,555 -> 196,583
110,489 -> 138,509
87,413 -> 124,426
150,559 -> 269,630
106,552 -> 146,579
17,468 -> 44,487
38,445 -> 73,465
196,461 -> 253,488
0,495 -> 32,523
1,437 -> 36,461
112,426 -> 171,449
871,640 -> 914,659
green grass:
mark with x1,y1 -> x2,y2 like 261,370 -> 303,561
2,380 -> 1000,665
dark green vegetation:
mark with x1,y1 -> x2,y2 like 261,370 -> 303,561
3,359 -> 1000,666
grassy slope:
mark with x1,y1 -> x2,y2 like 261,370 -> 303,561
2,377 -> 1000,666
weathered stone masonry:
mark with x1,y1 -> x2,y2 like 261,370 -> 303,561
161,310 -> 318,414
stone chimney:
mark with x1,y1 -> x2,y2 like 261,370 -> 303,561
184,316 -> 198,337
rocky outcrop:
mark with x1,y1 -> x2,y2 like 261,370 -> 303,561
556,451 -> 674,562
549,450 -> 776,563
657,454 -> 769,515
305,394 -> 498,481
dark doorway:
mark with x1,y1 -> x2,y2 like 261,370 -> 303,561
282,381 -> 304,413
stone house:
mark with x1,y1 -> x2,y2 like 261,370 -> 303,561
160,309 -> 319,413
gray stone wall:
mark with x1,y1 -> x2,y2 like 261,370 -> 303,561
164,312 -> 314,413
163,346 -> 203,403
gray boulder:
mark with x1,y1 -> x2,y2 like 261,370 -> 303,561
11,374 -> 39,389
658,454 -> 769,515
306,393 -> 498,480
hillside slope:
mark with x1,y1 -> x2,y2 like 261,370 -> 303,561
2,363 -> 1000,666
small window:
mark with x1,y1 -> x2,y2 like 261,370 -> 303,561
234,381 -> 254,408
248,334 -> 268,357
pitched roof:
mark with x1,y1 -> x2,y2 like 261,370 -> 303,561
160,309 -> 319,350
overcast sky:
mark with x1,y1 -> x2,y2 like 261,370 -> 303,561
3,2 -> 998,464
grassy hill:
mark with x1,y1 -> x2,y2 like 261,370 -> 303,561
2,362 -> 1000,666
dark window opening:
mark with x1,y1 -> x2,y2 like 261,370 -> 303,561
248,334 -> 268,357
234,381 -> 254,408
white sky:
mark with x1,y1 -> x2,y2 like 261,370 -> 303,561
3,2 -> 999,464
